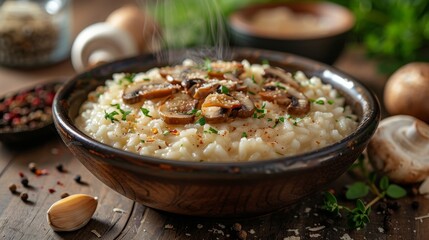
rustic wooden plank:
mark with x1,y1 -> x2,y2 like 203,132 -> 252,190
117,174 -> 427,240
0,137 -> 134,240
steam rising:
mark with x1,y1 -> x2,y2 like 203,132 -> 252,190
138,0 -> 231,64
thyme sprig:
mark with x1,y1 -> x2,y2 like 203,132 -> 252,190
322,155 -> 407,229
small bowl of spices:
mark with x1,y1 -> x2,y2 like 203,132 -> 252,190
0,81 -> 63,146
0,0 -> 72,68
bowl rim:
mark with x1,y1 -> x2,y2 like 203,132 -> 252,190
228,1 -> 355,40
53,48 -> 379,176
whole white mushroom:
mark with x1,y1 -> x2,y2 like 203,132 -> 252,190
367,115 -> 429,184
384,62 -> 429,123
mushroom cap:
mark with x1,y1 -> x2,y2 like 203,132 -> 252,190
384,62 -> 429,123
367,115 -> 429,184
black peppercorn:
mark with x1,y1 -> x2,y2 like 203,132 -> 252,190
56,163 -> 64,172
21,178 -> 29,187
20,192 -> 28,202
74,175 -> 82,183
411,201 -> 420,210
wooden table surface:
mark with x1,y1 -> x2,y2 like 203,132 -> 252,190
1,1 -> 428,240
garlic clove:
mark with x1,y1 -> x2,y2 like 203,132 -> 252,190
419,177 -> 429,198
47,194 -> 98,232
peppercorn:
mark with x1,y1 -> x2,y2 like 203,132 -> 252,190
20,192 -> 28,202
60,193 -> 70,199
238,230 -> 247,240
74,175 -> 82,183
48,188 -> 56,194
28,162 -> 37,173
383,215 -> 393,232
411,201 -> 420,210
232,223 -> 242,232
8,183 -> 17,193
56,163 -> 64,172
21,178 -> 29,187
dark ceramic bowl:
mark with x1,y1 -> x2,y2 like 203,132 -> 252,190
228,2 -> 355,64
53,48 -> 379,217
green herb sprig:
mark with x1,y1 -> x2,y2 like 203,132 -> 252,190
111,104 -> 131,120
322,155 -> 407,229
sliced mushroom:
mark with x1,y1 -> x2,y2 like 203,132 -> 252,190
159,66 -> 188,84
193,81 -> 220,99
202,93 -> 241,109
286,87 -> 310,116
182,78 -> 204,97
122,82 -> 179,104
201,93 -> 241,123
258,82 -> 310,116
259,84 -> 292,106
230,92 -> 255,118
208,61 -> 244,79
264,67 -> 300,89
158,93 -> 198,124
201,106 -> 229,124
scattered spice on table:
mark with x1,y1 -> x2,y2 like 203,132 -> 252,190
21,178 -> 29,187
56,163 -> 64,172
8,183 -> 17,193
20,192 -> 28,202
74,175 -> 82,184
60,193 -> 70,199
28,162 -> 37,173
48,188 -> 56,194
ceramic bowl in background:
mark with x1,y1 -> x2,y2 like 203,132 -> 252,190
53,48 -> 379,217
228,2 -> 355,64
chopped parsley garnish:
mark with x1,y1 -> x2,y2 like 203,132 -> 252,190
196,117 -> 206,125
186,109 -> 201,117
272,116 -> 285,128
208,127 -> 218,134
141,140 -> 145,143
262,59 -> 270,65
220,85 -> 230,94
251,75 -> 256,84
241,132 -> 248,138
315,99 -> 325,105
104,110 -> 119,123
327,100 -> 335,105
120,73 -> 136,84
267,118 -> 273,122
140,107 -> 152,118
248,91 -> 256,95
163,130 -> 170,136
110,104 -> 131,120
293,117 -> 302,126
143,78 -> 151,81
275,82 -> 286,90
253,102 -> 267,119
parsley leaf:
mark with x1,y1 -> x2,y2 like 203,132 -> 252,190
104,110 -> 119,123
196,117 -> 206,126
140,107 -> 152,118
220,85 -> 230,94
241,132 -> 248,138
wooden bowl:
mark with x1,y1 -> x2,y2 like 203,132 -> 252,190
228,2 -> 355,64
53,48 -> 379,217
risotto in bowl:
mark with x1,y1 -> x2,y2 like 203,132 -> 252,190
53,48 -> 380,217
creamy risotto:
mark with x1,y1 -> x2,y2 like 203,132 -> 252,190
75,60 -> 358,162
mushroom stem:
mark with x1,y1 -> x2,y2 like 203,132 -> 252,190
403,120 -> 429,154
